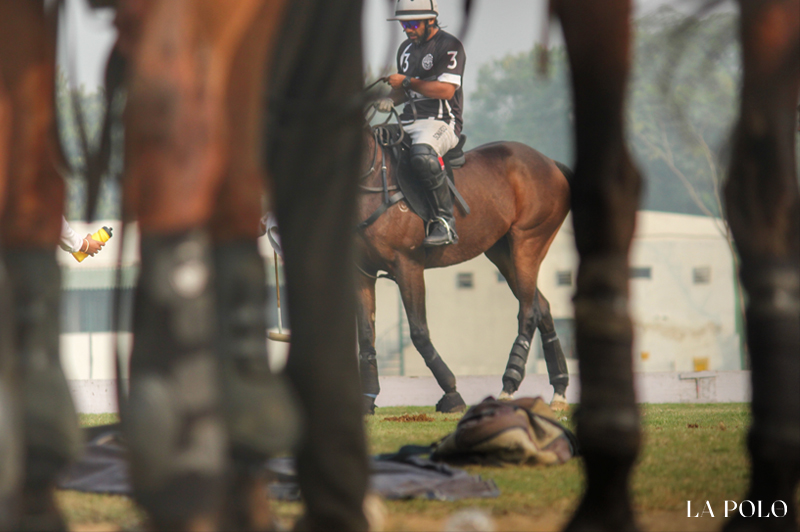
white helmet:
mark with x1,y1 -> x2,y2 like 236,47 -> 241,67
387,0 -> 438,21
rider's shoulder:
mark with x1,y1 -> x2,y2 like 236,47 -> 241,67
433,30 -> 464,48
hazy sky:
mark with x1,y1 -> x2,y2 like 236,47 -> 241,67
61,0 -> 729,95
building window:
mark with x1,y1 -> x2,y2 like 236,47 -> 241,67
556,270 -> 572,286
457,272 -> 474,289
693,266 -> 711,284
630,266 -> 652,279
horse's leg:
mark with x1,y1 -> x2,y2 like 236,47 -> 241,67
0,28 -> 21,529
723,2 -> 800,530
536,291 -> 570,409
496,237 -> 550,402
356,273 -> 381,414
555,1 -> 642,531
395,258 -> 466,413
0,4 -> 81,530
265,0 -> 370,529
121,1 -> 237,528
199,1 -> 301,529
486,237 -> 538,400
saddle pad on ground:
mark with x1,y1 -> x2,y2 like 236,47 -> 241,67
57,424 -> 499,501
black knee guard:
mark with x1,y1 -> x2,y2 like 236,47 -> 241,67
213,240 -> 300,462
502,335 -> 531,394
125,230 -> 226,521
410,144 -> 446,190
5,249 -> 82,486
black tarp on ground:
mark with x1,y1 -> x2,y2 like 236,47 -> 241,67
57,424 -> 499,501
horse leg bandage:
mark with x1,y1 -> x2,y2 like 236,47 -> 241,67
741,262 -> 800,512
542,330 -> 569,395
125,231 -> 226,522
502,335 -> 532,395
0,256 -> 23,529
573,255 -> 640,457
213,240 -> 300,461
359,348 -> 380,397
5,249 -> 82,486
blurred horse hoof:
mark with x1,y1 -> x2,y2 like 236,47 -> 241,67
221,467 -> 277,532
363,395 -> 376,415
550,393 -> 568,411
563,502 -> 639,532
436,392 -> 466,413
498,391 -> 514,401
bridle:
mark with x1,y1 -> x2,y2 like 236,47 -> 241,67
355,109 -> 407,233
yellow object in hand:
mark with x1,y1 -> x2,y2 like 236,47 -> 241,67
72,226 -> 113,262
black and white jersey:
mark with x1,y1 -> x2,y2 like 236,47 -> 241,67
396,29 -> 466,135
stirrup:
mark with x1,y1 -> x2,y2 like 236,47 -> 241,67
424,217 -> 457,245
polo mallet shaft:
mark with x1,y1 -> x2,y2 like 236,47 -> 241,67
274,250 -> 283,334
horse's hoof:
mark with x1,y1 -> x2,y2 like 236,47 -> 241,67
498,391 -> 514,401
550,393 -> 569,411
436,392 -> 466,413
220,466 -> 275,532
363,395 -> 377,415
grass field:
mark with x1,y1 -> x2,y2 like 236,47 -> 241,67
61,404 -> 800,531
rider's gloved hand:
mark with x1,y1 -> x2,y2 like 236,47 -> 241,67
374,97 -> 394,113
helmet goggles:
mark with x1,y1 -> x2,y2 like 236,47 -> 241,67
400,20 -> 424,30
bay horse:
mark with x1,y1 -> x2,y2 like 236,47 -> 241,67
356,123 -> 572,414
551,0 -> 800,530
0,0 -> 371,530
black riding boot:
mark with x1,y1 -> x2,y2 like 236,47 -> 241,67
423,178 -> 458,247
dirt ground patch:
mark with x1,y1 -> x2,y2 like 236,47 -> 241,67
382,413 -> 436,422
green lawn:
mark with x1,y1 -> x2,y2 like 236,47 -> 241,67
60,404 -> 798,531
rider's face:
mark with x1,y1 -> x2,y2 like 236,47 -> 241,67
402,19 -> 429,43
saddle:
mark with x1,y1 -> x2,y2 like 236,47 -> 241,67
382,124 -> 469,223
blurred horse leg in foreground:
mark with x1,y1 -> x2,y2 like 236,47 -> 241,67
723,1 -> 800,530
0,2 -> 82,530
553,1 -> 643,530
265,0 -> 370,528
119,0 -> 369,529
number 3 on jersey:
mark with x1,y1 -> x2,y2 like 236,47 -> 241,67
447,51 -> 458,69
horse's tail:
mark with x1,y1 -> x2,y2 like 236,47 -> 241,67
554,160 -> 574,189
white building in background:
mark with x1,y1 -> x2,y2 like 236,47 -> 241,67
57,211 -> 741,385
373,211 -> 742,378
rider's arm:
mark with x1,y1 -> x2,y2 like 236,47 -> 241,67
387,74 -> 456,100
406,78 -> 456,100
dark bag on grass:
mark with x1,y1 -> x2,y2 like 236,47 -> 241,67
431,396 -> 578,465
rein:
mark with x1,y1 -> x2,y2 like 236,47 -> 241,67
356,119 -> 406,232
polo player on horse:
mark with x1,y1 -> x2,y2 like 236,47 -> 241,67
375,0 -> 466,247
